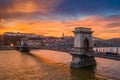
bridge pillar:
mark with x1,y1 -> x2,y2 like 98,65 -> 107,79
21,38 -> 29,46
70,27 -> 96,68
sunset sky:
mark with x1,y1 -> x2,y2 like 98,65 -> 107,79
0,0 -> 120,39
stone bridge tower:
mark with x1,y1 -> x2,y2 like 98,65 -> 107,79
70,27 -> 96,68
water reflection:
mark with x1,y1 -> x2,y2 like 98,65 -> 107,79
0,50 -> 120,80
31,50 -> 120,80
70,67 -> 108,80
71,67 -> 94,80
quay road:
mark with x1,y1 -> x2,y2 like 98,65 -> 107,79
94,52 -> 120,61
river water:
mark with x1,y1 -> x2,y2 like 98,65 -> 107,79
0,50 -> 120,80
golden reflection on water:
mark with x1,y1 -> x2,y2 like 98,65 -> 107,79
30,50 -> 110,80
31,50 -> 72,65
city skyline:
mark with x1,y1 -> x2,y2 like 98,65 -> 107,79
0,0 -> 120,39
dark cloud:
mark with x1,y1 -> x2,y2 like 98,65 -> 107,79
0,0 -> 14,9
102,29 -> 120,33
105,22 -> 120,28
55,0 -> 120,15
0,0 -> 61,19
1,0 -> 120,19
103,15 -> 120,21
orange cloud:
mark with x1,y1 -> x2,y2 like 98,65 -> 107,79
0,0 -> 62,17
8,1 -> 37,13
0,16 -> 120,39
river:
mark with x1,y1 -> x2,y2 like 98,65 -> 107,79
0,50 -> 120,80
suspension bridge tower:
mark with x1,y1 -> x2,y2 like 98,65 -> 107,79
70,27 -> 96,68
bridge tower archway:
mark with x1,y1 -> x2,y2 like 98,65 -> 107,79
83,38 -> 89,51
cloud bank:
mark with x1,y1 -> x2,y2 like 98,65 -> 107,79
0,0 -> 120,39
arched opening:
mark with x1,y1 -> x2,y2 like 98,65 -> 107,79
83,38 -> 89,51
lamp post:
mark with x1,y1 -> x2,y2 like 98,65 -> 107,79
116,42 -> 119,55
2,35 -> 4,49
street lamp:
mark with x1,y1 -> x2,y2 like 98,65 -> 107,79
2,35 -> 4,49
116,41 -> 119,55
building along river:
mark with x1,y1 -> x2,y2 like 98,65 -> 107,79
0,50 -> 120,80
